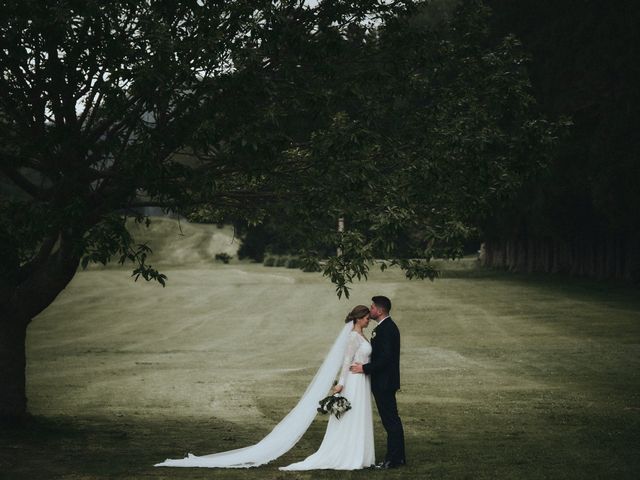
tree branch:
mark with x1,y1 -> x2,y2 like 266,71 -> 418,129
0,163 -> 46,199
86,93 -> 145,145
17,233 -> 60,280
78,65 -> 109,128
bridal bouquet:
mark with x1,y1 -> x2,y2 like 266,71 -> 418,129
317,394 -> 352,419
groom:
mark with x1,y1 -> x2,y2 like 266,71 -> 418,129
351,295 -> 406,469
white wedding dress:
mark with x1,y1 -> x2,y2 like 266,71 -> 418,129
155,323 -> 375,470
280,330 -> 375,470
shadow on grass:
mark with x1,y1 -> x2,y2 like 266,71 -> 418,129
0,415 -> 401,479
1,415 -> 269,479
2,409 -> 640,480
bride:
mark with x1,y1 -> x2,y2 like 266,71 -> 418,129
155,305 -> 375,470
281,305 -> 375,470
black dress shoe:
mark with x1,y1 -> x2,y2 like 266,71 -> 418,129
374,460 -> 404,469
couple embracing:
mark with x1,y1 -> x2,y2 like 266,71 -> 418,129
156,296 -> 406,471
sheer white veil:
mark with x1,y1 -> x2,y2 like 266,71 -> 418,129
155,322 -> 353,468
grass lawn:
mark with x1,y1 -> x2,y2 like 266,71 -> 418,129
2,221 -> 639,479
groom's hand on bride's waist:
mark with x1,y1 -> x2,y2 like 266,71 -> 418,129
350,363 -> 364,374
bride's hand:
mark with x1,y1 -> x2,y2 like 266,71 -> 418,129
333,385 -> 343,394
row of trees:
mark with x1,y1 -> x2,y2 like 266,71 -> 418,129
1,0 -> 559,419
479,0 -> 640,280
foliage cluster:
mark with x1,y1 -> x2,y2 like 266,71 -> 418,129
0,0 -> 560,311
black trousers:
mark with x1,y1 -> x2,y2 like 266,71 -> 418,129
372,388 -> 406,464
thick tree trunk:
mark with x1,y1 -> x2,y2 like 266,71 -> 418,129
0,320 -> 27,421
0,238 -> 80,420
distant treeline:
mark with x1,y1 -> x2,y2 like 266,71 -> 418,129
481,1 -> 640,281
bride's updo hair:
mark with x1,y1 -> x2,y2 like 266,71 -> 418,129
344,305 -> 370,324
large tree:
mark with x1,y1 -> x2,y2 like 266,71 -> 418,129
0,0 -> 558,420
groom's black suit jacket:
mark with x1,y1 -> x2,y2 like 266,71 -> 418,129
363,317 -> 401,392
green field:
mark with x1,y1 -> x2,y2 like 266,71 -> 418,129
2,219 -> 640,479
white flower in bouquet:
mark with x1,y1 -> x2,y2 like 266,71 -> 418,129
317,394 -> 352,419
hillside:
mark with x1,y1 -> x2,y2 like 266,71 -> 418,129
89,217 -> 240,268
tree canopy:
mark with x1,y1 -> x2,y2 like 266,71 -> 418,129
0,0 -> 560,306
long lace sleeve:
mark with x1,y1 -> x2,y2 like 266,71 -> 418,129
337,332 -> 359,387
